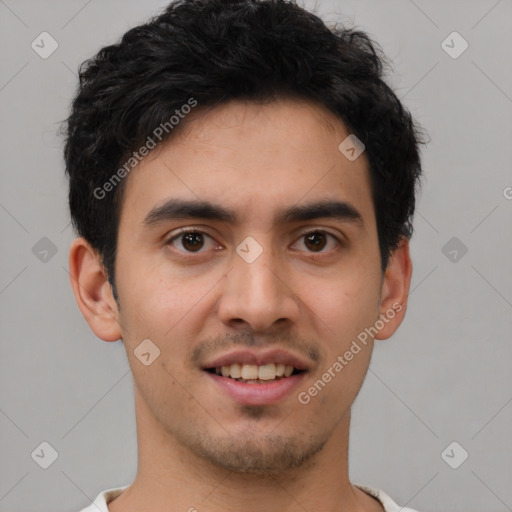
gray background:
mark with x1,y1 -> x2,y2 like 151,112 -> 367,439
0,0 -> 511,511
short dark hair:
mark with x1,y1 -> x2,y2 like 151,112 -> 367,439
62,0 -> 425,302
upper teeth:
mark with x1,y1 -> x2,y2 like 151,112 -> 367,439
216,363 -> 295,380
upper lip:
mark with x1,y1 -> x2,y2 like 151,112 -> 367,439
202,348 -> 311,372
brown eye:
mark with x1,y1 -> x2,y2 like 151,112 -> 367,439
292,230 -> 341,254
304,232 -> 328,252
167,230 -> 216,253
181,232 -> 205,252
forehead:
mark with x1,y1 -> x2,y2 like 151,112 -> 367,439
118,98 -> 375,232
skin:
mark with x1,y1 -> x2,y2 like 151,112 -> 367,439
69,97 -> 412,512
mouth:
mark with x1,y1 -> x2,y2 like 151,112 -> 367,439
204,363 -> 306,383
202,362 -> 309,406
201,349 -> 311,405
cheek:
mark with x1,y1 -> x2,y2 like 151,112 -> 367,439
117,253 -> 187,323
117,260 -> 218,367
299,272 -> 381,341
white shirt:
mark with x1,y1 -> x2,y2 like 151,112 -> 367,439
77,483 -> 420,511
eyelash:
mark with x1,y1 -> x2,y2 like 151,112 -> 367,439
165,228 -> 343,257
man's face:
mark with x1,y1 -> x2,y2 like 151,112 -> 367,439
113,98 -> 388,474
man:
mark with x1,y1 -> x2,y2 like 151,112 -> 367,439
64,0 -> 425,510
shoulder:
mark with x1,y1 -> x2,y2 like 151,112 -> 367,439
76,485 -> 130,512
354,484 -> 422,512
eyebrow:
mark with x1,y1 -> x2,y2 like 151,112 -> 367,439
142,198 -> 364,228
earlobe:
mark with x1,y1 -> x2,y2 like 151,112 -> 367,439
68,237 -> 122,342
374,237 -> 413,341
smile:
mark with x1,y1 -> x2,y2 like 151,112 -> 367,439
207,363 -> 303,382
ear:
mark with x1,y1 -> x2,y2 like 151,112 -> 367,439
374,236 -> 413,341
68,237 -> 122,342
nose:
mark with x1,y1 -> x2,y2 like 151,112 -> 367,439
216,240 -> 300,332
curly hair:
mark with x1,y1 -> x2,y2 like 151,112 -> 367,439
62,0 -> 425,301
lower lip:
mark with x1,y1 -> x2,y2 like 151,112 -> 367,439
204,371 -> 307,406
